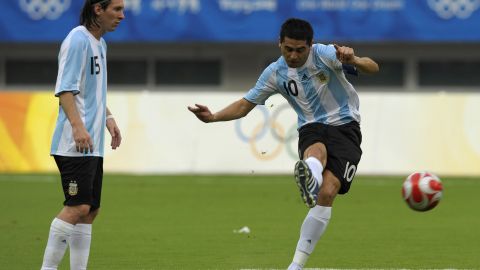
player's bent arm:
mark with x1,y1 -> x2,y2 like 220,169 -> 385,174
353,56 -> 379,74
212,98 -> 256,122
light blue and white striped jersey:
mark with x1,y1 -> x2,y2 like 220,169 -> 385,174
245,43 -> 360,128
51,26 -> 108,157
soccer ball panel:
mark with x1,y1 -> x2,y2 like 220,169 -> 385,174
402,172 -> 443,211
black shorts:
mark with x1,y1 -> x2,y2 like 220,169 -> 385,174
53,155 -> 104,211
298,121 -> 362,194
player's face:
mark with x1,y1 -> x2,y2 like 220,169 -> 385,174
97,0 -> 125,32
279,37 -> 312,68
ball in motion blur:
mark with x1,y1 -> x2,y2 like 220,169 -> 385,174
402,171 -> 443,211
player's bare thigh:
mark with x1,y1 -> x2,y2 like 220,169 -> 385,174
302,142 -> 340,206
303,142 -> 327,166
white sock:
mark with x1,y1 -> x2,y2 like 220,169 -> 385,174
305,157 -> 324,188
70,224 -> 92,270
41,218 -> 74,270
292,206 -> 332,267
287,261 -> 303,270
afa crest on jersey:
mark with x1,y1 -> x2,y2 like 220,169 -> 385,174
68,180 -> 78,196
316,72 -> 328,83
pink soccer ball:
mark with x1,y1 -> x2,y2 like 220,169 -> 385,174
402,171 -> 443,211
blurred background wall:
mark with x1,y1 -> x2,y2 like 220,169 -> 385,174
1,0 -> 479,175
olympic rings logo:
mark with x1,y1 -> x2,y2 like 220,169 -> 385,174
427,0 -> 480,19
235,103 -> 299,161
19,0 -> 71,21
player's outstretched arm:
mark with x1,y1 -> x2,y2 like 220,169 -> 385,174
188,98 -> 256,123
334,44 -> 379,74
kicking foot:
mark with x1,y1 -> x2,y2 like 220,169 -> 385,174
294,160 -> 319,208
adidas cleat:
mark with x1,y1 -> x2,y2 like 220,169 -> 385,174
294,160 -> 319,208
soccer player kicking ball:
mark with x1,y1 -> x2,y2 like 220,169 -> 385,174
188,18 -> 379,269
41,1 -> 124,269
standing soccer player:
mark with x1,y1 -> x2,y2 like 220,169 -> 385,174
40,1 -> 124,269
188,18 -> 379,269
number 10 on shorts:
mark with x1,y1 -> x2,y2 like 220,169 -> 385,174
344,161 -> 357,182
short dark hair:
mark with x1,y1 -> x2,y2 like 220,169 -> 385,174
279,18 -> 314,45
80,0 -> 112,30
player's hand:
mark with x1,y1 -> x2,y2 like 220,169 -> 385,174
72,125 -> 93,153
188,104 -> 215,123
106,117 -> 122,150
334,44 -> 356,65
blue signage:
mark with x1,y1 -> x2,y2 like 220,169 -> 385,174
1,0 -> 479,42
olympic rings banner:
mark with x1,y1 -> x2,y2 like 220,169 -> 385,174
1,0 -> 480,42
1,90 -> 480,176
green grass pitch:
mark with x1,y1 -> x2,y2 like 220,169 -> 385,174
0,174 -> 479,269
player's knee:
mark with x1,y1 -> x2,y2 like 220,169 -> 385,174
78,208 -> 100,224
74,204 -> 92,218
318,173 -> 341,205
318,188 -> 337,205
90,208 -> 100,219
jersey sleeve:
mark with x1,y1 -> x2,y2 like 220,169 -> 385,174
314,44 -> 343,71
244,63 -> 278,105
54,33 -> 88,97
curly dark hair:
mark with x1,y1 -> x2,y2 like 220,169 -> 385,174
279,18 -> 314,45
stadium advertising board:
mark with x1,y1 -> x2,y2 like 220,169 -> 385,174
1,91 -> 479,175
1,0 -> 480,42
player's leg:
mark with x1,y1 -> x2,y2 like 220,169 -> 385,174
41,156 -> 98,270
300,142 -> 327,198
70,157 -> 103,270
41,156 -> 89,270
294,125 -> 328,208
289,121 -> 362,270
41,204 -> 91,270
288,170 -> 339,270
70,209 -> 98,270
40,215 -> 73,270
